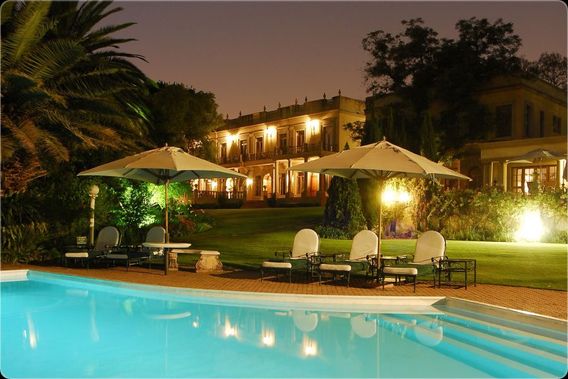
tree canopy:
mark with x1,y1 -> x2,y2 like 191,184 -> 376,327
360,17 -> 567,156
146,82 -> 224,159
1,1 -> 149,194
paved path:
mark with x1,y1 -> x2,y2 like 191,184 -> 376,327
2,264 -> 566,319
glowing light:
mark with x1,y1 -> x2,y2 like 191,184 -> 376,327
211,181 -> 218,190
266,126 -> 276,137
302,337 -> 318,357
515,209 -> 544,242
226,178 -> 234,192
226,134 -> 238,144
381,184 -> 411,205
246,178 -> 254,186
192,320 -> 199,328
224,320 -> 237,338
261,330 -> 275,347
306,119 -> 320,133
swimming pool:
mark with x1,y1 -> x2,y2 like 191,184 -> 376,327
1,270 -> 566,378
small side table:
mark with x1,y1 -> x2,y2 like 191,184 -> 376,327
437,258 -> 477,289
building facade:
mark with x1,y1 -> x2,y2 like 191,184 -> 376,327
366,75 -> 567,193
464,76 -> 567,193
194,94 -> 365,205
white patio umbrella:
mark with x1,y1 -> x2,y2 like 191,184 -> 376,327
289,138 -> 471,252
78,145 -> 246,242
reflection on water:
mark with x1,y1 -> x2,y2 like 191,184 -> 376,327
25,313 -> 38,349
2,278 -> 566,378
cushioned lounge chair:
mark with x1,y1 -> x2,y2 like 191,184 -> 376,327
64,226 -> 120,268
260,229 -> 319,282
318,230 -> 378,287
104,226 -> 166,270
381,230 -> 446,292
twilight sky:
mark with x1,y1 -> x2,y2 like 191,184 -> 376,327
109,1 -> 567,118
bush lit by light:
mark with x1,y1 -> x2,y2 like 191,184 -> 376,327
514,209 -> 544,242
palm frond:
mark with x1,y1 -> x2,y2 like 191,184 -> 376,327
1,2 -> 51,66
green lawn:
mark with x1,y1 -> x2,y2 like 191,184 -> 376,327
183,207 -> 567,290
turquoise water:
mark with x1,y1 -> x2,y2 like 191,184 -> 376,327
1,272 -> 566,378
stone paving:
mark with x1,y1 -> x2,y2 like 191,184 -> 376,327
2,263 -> 566,319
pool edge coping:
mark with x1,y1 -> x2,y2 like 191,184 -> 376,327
2,269 -> 566,325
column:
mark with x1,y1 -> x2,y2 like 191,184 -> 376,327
286,159 -> 292,198
502,161 -> 508,191
302,158 -> 309,198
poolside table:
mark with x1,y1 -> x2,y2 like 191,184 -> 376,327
436,258 -> 477,289
142,242 -> 191,275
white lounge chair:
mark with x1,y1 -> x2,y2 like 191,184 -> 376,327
260,229 -> 319,283
64,226 -> 120,268
318,230 -> 378,287
381,230 -> 446,292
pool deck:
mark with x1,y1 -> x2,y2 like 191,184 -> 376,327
2,263 -> 566,319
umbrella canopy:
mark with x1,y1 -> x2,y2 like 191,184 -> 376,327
510,148 -> 566,163
289,139 -> 471,181
79,146 -> 246,241
289,139 -> 470,252
79,145 -> 246,183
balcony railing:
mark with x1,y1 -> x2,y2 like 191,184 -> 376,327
193,190 -> 245,200
220,143 -> 339,164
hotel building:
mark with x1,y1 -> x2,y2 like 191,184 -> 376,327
194,94 -> 365,205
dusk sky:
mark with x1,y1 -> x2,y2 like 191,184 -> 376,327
109,1 -> 567,118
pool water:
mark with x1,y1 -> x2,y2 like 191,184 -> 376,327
1,271 -> 566,378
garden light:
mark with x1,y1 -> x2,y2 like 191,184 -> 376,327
88,184 -> 100,247
381,184 -> 411,206
514,209 -> 544,242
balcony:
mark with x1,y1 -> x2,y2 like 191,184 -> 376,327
219,143 -> 339,165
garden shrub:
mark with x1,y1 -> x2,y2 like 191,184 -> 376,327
314,225 -> 351,240
411,185 -> 567,243
322,176 -> 367,238
1,193 -> 49,263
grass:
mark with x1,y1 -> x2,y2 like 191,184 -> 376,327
182,207 -> 567,291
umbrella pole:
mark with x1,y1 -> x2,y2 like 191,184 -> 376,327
164,179 -> 170,275
377,180 -> 384,256
165,179 -> 170,243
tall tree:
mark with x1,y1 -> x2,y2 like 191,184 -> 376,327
522,52 -> 567,90
1,1 -> 149,194
362,17 -> 523,154
146,82 -> 224,160
362,18 -> 439,98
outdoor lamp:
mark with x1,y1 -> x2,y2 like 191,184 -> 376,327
89,184 -> 100,198
88,184 -> 100,246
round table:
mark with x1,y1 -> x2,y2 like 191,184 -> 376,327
142,242 -> 191,275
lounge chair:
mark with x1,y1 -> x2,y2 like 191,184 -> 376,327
318,230 -> 378,287
64,226 -> 120,268
260,228 -> 319,283
104,226 -> 166,270
381,230 -> 446,292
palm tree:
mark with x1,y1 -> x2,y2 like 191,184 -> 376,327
1,1 -> 150,194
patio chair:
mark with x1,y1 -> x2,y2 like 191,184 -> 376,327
318,230 -> 378,287
104,226 -> 166,270
380,230 -> 446,292
64,226 -> 120,268
260,228 -> 319,283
